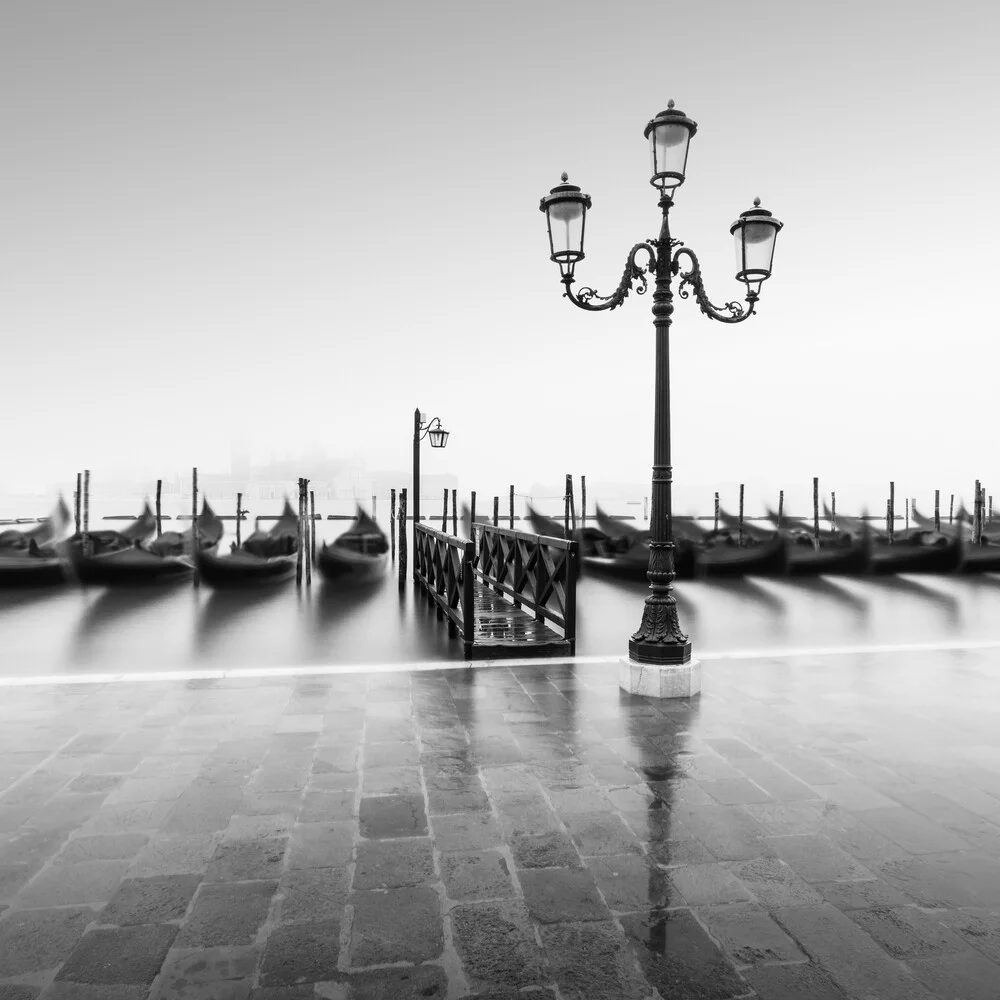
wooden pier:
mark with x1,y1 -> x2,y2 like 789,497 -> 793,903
414,522 -> 578,659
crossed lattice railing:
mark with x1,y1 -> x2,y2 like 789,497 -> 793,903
473,523 -> 578,651
414,523 -> 476,656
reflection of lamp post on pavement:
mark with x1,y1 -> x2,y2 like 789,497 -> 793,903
412,408 -> 449,581
538,100 -> 783,699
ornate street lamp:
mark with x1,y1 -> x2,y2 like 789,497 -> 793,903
539,100 -> 782,697
413,409 -> 449,579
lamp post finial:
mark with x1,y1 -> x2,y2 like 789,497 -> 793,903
561,171 -> 569,182
753,196 -> 761,207
667,99 -> 675,109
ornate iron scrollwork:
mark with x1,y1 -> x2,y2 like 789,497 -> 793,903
565,242 -> 657,312
672,247 -> 756,324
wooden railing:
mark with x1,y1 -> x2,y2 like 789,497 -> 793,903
414,523 -> 476,656
473,523 -> 578,654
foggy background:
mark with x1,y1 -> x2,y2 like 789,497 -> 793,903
1,0 -> 996,517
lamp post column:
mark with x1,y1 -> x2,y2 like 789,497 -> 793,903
412,407 -> 421,582
629,196 -> 692,665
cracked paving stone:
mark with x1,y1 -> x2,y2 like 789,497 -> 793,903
848,904 -> 969,958
358,795 -> 427,839
518,867 -> 609,923
258,920 -> 341,987
440,849 -> 515,901
129,833 -> 219,877
620,908 -> 750,1000
697,902 -> 808,966
509,830 -> 581,871
353,838 -> 435,889
0,905 -> 93,978
540,921 -> 652,1000
99,873 -> 202,926
449,899 -> 548,992
205,837 -> 288,882
349,886 -> 442,966
175,880 -> 278,947
149,944 -> 259,994
56,923 -> 179,984
586,854 -> 676,911
277,867 -> 349,923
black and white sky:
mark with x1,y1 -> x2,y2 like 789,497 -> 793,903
2,0 -> 997,509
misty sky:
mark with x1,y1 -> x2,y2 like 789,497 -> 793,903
2,0 -> 998,516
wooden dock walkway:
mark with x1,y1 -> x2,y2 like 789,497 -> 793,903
413,522 -> 577,659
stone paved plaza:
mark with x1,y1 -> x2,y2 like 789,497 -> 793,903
1,648 -> 1000,998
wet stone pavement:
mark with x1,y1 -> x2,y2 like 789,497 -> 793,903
1,652 -> 1000,997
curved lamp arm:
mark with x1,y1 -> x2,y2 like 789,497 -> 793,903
672,247 -> 756,323
563,242 -> 658,312
417,416 -> 445,441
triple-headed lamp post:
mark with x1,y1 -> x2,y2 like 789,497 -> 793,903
539,101 -> 782,697
412,408 -> 449,580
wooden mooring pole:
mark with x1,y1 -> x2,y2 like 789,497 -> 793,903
451,489 -> 457,536
509,485 -> 514,530
581,476 -> 587,529
567,475 -> 577,532
399,486 -> 406,590
777,490 -> 784,530
713,492 -> 720,532
643,497 -> 648,521
390,489 -> 396,562
441,489 -> 449,533
191,468 -> 200,588
906,498 -> 910,532
563,481 -> 570,537
82,469 -> 90,556
813,477 -> 820,547
831,492 -> 837,531
493,496 -> 499,528
398,488 -> 407,588
738,484 -> 745,548
974,480 -> 982,545
470,491 -> 477,541
934,489 -> 940,533
950,494 -> 954,525
296,479 -> 304,588
310,489 -> 316,569
155,480 -> 162,537
372,493 -> 377,522
74,472 -> 82,535
888,481 -> 895,544
236,492 -> 243,548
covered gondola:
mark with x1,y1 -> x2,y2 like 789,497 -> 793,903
196,500 -> 299,588
0,497 -> 73,587
66,502 -> 224,586
316,507 -> 389,583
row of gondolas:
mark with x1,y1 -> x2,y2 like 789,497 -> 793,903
526,502 -> 999,579
0,499 -> 390,589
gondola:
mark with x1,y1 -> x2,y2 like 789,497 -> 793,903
759,506 -> 872,575
696,531 -> 789,578
316,506 -> 389,583
0,496 -> 72,550
195,499 -> 299,588
589,504 -> 701,580
0,497 -> 74,587
65,502 -> 224,586
525,505 -> 610,557
912,502 -> 1000,573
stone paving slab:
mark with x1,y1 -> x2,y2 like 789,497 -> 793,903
0,649 -> 999,997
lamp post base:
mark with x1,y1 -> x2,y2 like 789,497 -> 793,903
619,655 -> 701,699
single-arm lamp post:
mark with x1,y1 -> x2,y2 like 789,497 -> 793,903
539,101 -> 782,698
413,408 -> 450,580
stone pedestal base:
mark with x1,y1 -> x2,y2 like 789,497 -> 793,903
619,656 -> 701,699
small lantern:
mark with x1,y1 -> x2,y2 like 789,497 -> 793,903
643,100 -> 697,192
539,173 -> 592,279
427,426 -> 449,449
730,198 -> 783,295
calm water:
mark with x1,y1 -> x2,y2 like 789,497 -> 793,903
2,504 -> 1000,676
